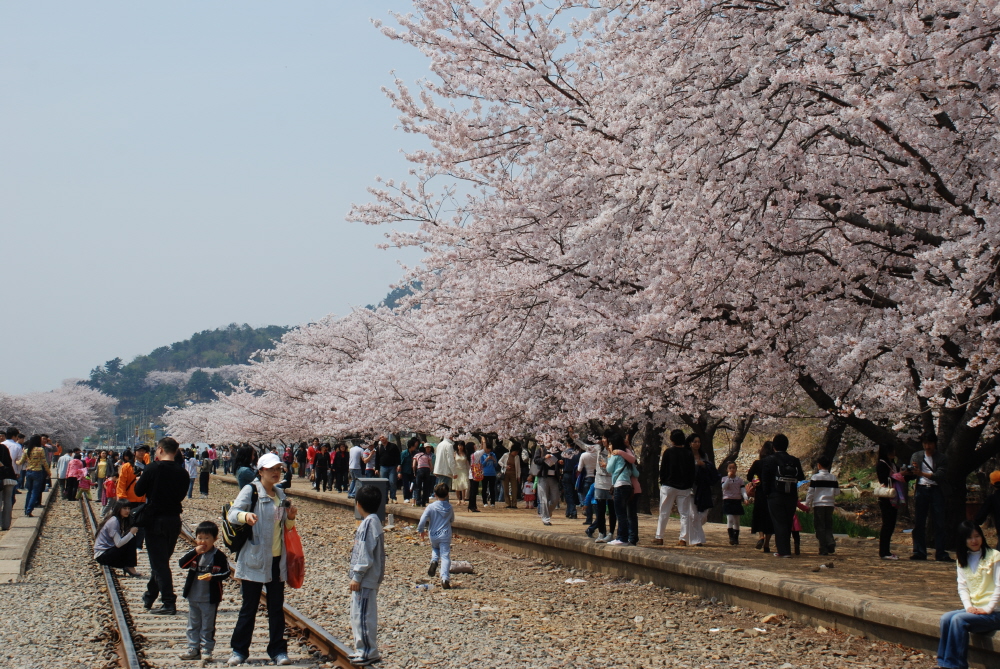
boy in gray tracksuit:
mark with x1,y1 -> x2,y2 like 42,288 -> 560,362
418,483 -> 455,588
349,485 -> 386,666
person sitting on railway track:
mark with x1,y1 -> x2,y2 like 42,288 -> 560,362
226,452 -> 298,667
94,499 -> 142,578
134,437 -> 191,617
349,484 -> 385,666
178,520 -> 231,662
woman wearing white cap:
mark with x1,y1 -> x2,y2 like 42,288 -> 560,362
225,452 -> 299,666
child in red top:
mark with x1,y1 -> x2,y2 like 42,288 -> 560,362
102,474 -> 118,514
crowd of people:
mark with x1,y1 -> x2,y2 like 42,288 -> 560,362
3,425 -> 1000,668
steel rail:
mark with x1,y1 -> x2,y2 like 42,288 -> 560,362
179,523 -> 360,669
81,498 -> 144,669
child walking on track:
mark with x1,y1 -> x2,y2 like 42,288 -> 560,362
178,521 -> 230,662
418,483 -> 455,589
349,486 -> 385,666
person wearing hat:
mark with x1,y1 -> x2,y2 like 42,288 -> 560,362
974,471 -> 1000,550
225,452 -> 299,666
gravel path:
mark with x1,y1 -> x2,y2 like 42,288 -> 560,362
1,495 -> 119,669
180,484 -> 938,669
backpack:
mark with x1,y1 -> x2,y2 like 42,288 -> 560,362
774,457 -> 799,495
222,483 -> 259,557
470,454 -> 484,482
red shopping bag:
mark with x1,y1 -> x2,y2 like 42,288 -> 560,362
284,525 -> 305,589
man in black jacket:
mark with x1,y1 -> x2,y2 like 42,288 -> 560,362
654,429 -> 697,546
135,437 -> 191,615
760,433 -> 805,557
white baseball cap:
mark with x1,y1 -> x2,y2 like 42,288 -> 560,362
257,453 -> 284,470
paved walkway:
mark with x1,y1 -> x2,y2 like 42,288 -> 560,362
228,475 -> 961,614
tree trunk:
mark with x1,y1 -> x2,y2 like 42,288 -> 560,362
638,422 -> 664,515
718,415 -> 755,468
808,416 -> 847,466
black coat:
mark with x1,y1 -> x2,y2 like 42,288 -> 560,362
179,547 -> 231,604
659,446 -> 696,490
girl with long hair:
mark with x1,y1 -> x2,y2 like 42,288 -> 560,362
17,435 -> 50,517
937,522 -> 1000,668
94,500 -> 142,577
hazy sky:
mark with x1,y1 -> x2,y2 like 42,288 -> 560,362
1,2 -> 428,393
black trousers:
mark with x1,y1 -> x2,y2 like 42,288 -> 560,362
589,497 -> 617,536
401,472 -> 414,500
231,557 -> 286,659
415,469 -> 433,505
335,469 -> 349,492
65,477 -> 79,500
96,541 -> 137,569
315,468 -> 330,491
199,471 -> 210,495
143,515 -> 181,608
878,498 -> 898,557
767,494 -> 798,556
468,480 -> 479,511
481,476 -> 497,506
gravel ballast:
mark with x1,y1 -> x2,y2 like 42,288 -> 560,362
178,484 -> 939,669
1,495 -> 119,669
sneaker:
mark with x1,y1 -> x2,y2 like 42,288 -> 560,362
179,650 -> 201,661
595,534 -> 609,543
226,653 -> 247,666
351,655 -> 383,666
607,539 -> 627,546
881,554 -> 899,560
428,560 -> 438,577
651,538 -> 663,545
542,520 -> 551,526
585,527 -> 596,538
202,652 -> 213,662
442,580 -> 451,590
273,653 -> 293,666
773,553 -> 792,559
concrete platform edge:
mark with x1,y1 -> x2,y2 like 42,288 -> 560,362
0,487 -> 55,580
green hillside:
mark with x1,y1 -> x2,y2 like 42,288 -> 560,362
86,324 -> 289,421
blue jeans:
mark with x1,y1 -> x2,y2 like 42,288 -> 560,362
380,466 -> 398,501
24,470 -> 46,515
187,478 -> 195,499
613,485 -> 638,544
913,484 -> 948,558
348,468 -> 363,498
938,609 -> 1000,668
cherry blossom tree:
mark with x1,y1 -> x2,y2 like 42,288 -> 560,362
0,380 -> 117,447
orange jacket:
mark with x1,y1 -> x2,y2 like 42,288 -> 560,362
116,462 -> 145,503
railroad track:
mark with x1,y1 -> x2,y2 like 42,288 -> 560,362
81,498 -> 359,669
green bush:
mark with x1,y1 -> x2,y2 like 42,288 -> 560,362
740,503 -> 878,538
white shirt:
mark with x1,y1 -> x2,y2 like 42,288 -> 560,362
349,445 -> 364,470
57,453 -> 73,479
578,451 -> 598,477
4,439 -> 23,475
185,457 -> 199,478
919,454 -> 937,487
433,440 -> 456,478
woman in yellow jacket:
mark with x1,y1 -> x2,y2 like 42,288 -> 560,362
18,435 -> 50,517
938,521 -> 1000,668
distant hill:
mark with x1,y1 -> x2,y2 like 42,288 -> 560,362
86,324 -> 289,420
367,282 -> 421,311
